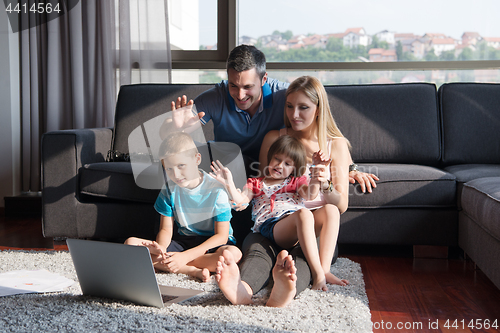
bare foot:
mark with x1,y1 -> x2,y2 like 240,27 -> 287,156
215,250 -> 253,305
266,250 -> 297,308
325,272 -> 349,286
142,241 -> 163,255
142,241 -> 165,264
188,267 -> 211,282
311,277 -> 328,291
200,268 -> 211,282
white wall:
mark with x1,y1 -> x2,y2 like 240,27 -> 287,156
0,10 -> 21,208
168,0 -> 199,50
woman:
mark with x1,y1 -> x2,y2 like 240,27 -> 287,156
215,76 -> 378,307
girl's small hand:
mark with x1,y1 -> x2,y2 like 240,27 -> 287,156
209,160 -> 233,186
309,164 -> 329,183
312,150 -> 331,166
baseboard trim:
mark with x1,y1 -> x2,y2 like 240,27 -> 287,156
4,192 -> 42,217
413,245 -> 449,259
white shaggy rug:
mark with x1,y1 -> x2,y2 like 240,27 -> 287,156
0,250 -> 372,332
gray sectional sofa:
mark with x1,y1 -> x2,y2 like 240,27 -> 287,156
41,82 -> 500,289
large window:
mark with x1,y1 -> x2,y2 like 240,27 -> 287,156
170,0 -> 500,85
169,0 -> 217,51
238,0 -> 500,63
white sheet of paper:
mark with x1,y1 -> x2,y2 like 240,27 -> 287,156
0,269 -> 75,296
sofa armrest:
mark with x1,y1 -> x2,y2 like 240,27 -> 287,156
41,128 -> 113,237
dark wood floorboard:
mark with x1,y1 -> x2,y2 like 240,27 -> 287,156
1,214 -> 499,332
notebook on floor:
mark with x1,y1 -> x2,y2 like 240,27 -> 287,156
66,238 -> 203,308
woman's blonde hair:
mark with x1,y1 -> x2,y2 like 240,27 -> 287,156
284,76 -> 350,152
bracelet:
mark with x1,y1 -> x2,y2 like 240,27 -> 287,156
322,180 -> 334,193
349,163 -> 359,173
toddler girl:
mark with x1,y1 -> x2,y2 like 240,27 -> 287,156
210,135 -> 348,290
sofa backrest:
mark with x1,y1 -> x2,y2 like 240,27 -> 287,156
325,83 -> 441,165
114,82 -> 446,166
439,83 -> 500,166
113,84 -> 214,153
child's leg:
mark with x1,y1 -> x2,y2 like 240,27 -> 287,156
124,237 -> 148,246
165,262 -> 211,282
165,245 -> 242,282
312,204 -> 349,286
189,245 -> 242,272
272,208 -> 327,291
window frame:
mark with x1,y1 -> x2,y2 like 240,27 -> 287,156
170,0 -> 237,67
171,0 -> 500,72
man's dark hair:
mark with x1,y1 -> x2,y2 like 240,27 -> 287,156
226,45 -> 266,79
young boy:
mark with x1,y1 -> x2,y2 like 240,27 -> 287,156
125,132 -> 241,282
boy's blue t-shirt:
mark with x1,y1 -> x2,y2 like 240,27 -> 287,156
194,78 -> 289,162
154,170 -> 235,244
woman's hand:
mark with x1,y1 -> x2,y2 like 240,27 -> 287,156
349,171 -> 379,193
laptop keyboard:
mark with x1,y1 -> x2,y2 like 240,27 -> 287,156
162,295 -> 179,303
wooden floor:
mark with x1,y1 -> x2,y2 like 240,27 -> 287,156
1,213 -> 499,333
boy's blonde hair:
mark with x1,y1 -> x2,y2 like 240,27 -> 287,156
284,76 -> 351,152
158,132 -> 199,159
266,135 -> 307,177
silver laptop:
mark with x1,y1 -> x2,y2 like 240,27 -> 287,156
67,238 -> 203,308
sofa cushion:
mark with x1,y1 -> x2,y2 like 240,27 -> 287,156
326,83 -> 440,165
348,164 -> 456,208
439,83 -> 500,166
340,208 -> 458,246
113,84 -> 215,154
445,164 -> 500,184
79,162 -> 159,203
444,164 -> 500,208
461,177 -> 500,242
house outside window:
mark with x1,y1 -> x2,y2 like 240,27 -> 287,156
168,0 -> 500,85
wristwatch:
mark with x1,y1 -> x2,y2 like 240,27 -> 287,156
349,163 -> 359,173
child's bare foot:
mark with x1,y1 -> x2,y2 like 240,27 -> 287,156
325,272 -> 349,286
190,267 -> 211,282
215,250 -> 253,305
143,242 -> 166,265
266,250 -> 297,308
142,241 -> 163,255
200,268 -> 211,282
311,275 -> 328,291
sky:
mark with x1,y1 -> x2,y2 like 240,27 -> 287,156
199,0 -> 500,46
